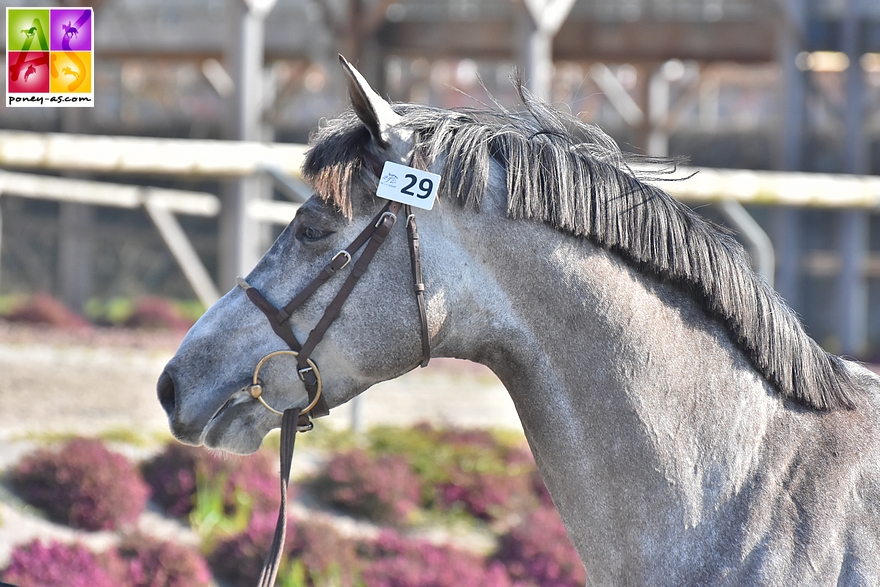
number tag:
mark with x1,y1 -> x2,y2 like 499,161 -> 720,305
375,161 -> 440,211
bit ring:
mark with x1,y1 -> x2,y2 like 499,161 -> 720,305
247,350 -> 322,416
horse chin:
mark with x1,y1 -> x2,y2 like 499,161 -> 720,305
199,394 -> 275,455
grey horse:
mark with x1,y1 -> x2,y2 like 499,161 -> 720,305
158,57 -> 880,585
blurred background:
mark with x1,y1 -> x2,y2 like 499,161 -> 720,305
1,0 -> 879,357
1,2 -> 880,584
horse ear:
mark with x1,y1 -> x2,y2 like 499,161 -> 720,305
339,54 -> 401,149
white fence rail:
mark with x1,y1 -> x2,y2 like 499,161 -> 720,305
0,131 -> 308,177
4,131 -> 880,208
660,166 -> 880,209
2,131 -> 880,335
0,169 -> 300,308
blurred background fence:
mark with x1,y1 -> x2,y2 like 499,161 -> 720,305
1,0 -> 880,356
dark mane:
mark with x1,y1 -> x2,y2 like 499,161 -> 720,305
303,92 -> 859,412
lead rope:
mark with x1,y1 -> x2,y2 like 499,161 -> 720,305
257,407 -> 301,587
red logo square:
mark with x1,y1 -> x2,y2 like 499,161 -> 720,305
8,51 -> 49,93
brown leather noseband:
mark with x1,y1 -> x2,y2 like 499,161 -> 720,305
236,198 -> 431,428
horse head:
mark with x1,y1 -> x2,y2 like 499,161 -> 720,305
157,57 -> 477,454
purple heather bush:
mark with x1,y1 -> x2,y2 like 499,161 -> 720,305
437,467 -> 536,521
124,297 -> 194,331
208,510 -> 289,585
1,540 -> 116,587
3,292 -> 91,329
227,450 -> 284,514
496,506 -> 587,587
359,530 -> 514,587
108,534 -> 212,587
433,428 -> 540,520
313,448 -> 422,525
141,443 -> 201,518
366,424 -> 542,521
1,537 -> 212,587
293,518 -> 363,581
212,517 -> 515,587
209,512 -> 362,586
142,441 -> 280,518
10,437 -> 149,531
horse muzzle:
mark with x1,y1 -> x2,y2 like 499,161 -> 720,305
157,368 -> 269,449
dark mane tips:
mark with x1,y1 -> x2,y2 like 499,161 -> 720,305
302,95 -> 861,412
302,115 -> 375,218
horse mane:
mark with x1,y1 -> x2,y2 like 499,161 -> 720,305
303,89 -> 860,412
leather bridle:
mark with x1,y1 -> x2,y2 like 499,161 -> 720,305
237,198 -> 430,425
238,191 -> 431,587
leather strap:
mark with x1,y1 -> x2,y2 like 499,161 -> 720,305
405,205 -> 431,367
248,154 -> 434,587
257,407 -> 301,587
244,287 -> 303,354
297,201 -> 401,362
276,204 -> 392,323
239,201 -> 402,419
242,284 -> 329,418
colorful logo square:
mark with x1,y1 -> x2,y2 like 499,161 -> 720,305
50,51 -> 90,93
49,9 -> 92,52
7,9 -> 50,52
6,7 -> 94,107
8,51 -> 49,93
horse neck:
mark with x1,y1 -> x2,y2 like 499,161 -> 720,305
433,203 -> 782,569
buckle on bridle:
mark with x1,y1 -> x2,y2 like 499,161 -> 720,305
297,364 -> 314,381
331,250 -> 351,269
376,210 -> 398,228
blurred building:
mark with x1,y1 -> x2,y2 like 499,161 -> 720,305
1,0 -> 880,355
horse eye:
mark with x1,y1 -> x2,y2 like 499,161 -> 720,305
296,224 -> 331,242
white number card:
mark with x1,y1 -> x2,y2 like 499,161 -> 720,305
375,161 -> 440,211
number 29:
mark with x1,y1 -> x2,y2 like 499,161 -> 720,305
401,174 -> 433,199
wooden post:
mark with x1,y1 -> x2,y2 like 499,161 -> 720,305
316,0 -> 396,89
838,0 -> 868,356
57,202 -> 94,312
58,108 -> 93,313
218,0 -> 277,289
517,0 -> 576,102
772,0 -> 808,310
647,65 -> 671,156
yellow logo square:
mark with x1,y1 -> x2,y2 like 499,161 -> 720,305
49,50 -> 90,93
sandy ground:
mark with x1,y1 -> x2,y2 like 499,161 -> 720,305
0,324 -> 521,439
0,322 -> 522,569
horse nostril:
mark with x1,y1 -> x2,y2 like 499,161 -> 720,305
157,370 -> 176,417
